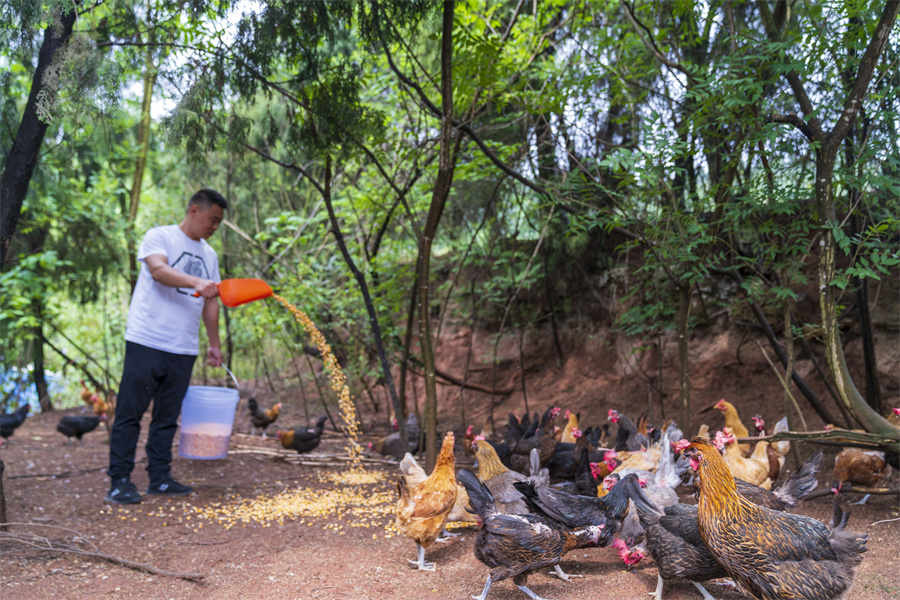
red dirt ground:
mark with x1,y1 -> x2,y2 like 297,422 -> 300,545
1,323 -> 898,600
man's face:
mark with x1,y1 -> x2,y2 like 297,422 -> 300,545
190,204 -> 225,239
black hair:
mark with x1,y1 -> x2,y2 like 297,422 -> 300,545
188,189 -> 229,211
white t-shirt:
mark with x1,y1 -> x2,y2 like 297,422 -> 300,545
125,224 -> 221,355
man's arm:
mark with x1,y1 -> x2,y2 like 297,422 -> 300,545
144,254 -> 219,298
202,297 -> 223,367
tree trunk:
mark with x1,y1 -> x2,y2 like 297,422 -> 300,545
126,58 -> 158,289
320,156 -> 406,451
676,284 -> 692,430
32,299 -> 53,412
0,8 -> 77,266
421,0 -> 456,471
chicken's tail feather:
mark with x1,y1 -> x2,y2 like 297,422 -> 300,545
247,397 -> 259,412
456,469 -> 495,519
829,503 -> 868,565
774,451 -> 823,507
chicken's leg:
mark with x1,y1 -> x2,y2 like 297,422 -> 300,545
691,582 -> 719,600
548,564 -> 582,581
516,584 -> 556,600
472,574 -> 492,600
850,493 -> 871,505
407,542 -> 435,571
647,573 -> 664,600
435,528 -> 461,542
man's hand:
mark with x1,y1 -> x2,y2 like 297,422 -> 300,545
206,346 -> 223,367
194,279 -> 220,298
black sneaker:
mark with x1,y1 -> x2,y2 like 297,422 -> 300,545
105,477 -> 142,504
147,478 -> 193,496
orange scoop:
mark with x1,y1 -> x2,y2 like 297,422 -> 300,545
194,278 -> 273,307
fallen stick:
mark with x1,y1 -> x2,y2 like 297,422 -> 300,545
0,526 -> 204,582
9,466 -> 106,480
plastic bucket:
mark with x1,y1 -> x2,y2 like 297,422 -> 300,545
178,386 -> 240,460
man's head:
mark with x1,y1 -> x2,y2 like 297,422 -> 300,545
183,189 -> 228,240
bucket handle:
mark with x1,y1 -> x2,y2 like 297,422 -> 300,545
222,365 -> 240,390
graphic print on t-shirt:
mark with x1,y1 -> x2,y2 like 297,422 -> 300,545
170,252 -> 210,295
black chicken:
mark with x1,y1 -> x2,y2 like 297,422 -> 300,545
369,412 -> 419,459
514,472 -> 656,549
277,415 -> 328,453
56,415 -> 103,445
0,404 -> 30,442
457,469 -> 602,600
509,407 -> 559,473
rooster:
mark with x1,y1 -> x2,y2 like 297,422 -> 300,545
395,431 -> 457,571
247,398 -> 282,437
680,436 -> 867,600
277,416 -> 327,454
457,468 -> 602,600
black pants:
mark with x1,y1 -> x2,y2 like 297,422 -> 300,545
108,341 -> 196,483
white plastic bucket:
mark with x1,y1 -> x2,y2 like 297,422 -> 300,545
178,386 -> 240,460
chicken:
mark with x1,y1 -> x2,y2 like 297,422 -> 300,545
831,447 -> 888,503
637,451 -> 826,600
399,452 -> 476,528
369,412 -> 419,460
509,407 -> 559,472
514,473 -> 658,551
457,468 -> 602,600
56,415 -> 104,445
395,431 -> 457,571
752,415 -> 783,482
465,416 -> 497,457
90,394 -> 110,418
277,415 -> 328,453
247,397 -> 282,437
560,410 -> 579,444
888,407 -> 900,428
473,440 -> 546,515
716,427 -> 771,489
79,380 -> 94,408
609,409 -> 650,451
713,399 -> 750,455
680,436 -> 868,600
0,404 -> 30,442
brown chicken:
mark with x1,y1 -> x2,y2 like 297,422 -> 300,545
90,394 -> 109,418
395,431 -> 457,571
680,437 -> 867,600
559,409 -> 579,444
831,448 -> 888,496
79,380 -> 94,408
889,407 -> 900,428
247,397 -> 282,437
716,427 -> 771,489
458,469 -> 602,600
399,452 -> 476,527
714,399 -> 750,454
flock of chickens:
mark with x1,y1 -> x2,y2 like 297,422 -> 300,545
391,403 -> 898,600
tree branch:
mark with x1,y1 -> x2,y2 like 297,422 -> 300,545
828,1 -> 900,152
766,113 -> 818,142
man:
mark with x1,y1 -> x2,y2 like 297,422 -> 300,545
106,189 -> 227,504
